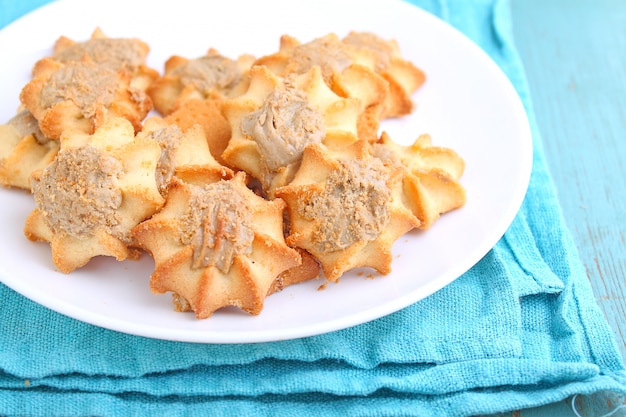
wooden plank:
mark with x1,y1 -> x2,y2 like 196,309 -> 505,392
481,1 -> 626,416
511,0 -> 626,362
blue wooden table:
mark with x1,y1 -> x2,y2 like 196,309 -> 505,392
0,1 -> 623,415
489,0 -> 626,416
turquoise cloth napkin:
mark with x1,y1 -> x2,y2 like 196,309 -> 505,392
1,0 -> 625,416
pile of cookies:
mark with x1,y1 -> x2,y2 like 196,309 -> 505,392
0,29 -> 466,318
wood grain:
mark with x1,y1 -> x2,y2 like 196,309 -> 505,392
511,0 -> 626,363
479,1 -> 626,416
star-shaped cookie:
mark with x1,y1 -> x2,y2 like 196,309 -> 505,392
0,110 -> 58,190
24,117 -> 165,273
373,132 -> 466,229
274,140 -> 420,282
221,64 -> 362,196
148,49 -> 255,115
20,56 -> 153,140
132,172 -> 302,318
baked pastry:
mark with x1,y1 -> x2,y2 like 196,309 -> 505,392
274,140 -> 420,282
267,248 -> 321,295
342,31 -> 426,118
20,56 -> 153,140
171,247 -> 322,314
255,33 -> 389,140
373,132 -> 466,229
255,32 -> 425,136
0,109 -> 58,189
132,173 -> 302,318
164,98 -> 232,165
221,64 -> 361,196
148,49 -> 255,115
24,117 -> 165,273
46,28 -> 159,92
2,29 -> 157,189
136,116 -> 232,195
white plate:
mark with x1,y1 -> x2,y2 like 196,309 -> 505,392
0,0 -> 532,343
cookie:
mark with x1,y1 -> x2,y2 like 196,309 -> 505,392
24,117 -> 165,273
132,173 -> 302,317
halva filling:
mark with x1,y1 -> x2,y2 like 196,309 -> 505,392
241,83 -> 325,171
9,109 -> 49,145
147,125 -> 184,195
172,55 -> 241,94
342,32 -> 394,71
40,61 -> 117,119
32,145 -> 123,239
55,38 -> 147,70
180,182 -> 254,273
289,37 -> 353,80
371,143 -> 402,167
300,157 -> 391,252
